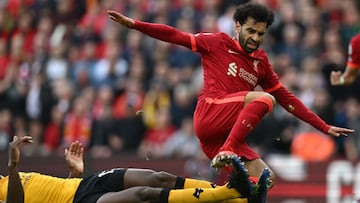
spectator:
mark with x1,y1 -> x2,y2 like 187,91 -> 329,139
170,83 -> 197,128
0,108 -> 12,151
89,84 -> 114,158
161,117 -> 201,158
45,43 -> 69,81
0,38 -> 10,80
42,105 -> 64,155
63,96 -> 92,150
110,78 -> 145,152
142,79 -> 171,129
71,40 -> 98,87
92,42 -> 128,89
137,107 -> 176,158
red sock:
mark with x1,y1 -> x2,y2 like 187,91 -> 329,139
220,97 -> 273,152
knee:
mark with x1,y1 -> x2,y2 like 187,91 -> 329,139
262,93 -> 276,106
246,92 -> 276,106
250,93 -> 276,112
258,92 -> 276,107
149,171 -> 177,188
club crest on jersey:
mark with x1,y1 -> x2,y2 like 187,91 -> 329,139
253,60 -> 259,72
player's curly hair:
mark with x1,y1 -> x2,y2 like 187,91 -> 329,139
233,2 -> 274,28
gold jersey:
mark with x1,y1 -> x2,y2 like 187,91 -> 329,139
0,172 -> 82,203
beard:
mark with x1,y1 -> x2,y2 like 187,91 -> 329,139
238,33 -> 260,53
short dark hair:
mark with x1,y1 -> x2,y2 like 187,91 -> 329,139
233,2 -> 274,28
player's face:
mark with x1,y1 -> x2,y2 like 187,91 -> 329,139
235,17 -> 267,53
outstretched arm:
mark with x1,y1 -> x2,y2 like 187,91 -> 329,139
65,141 -> 84,178
272,86 -> 354,136
7,136 -> 33,203
107,10 -> 193,49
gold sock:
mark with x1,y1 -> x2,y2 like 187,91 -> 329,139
184,178 -> 217,189
220,198 -> 248,203
168,184 -> 241,203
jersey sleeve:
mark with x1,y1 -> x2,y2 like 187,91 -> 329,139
191,32 -> 225,54
347,35 -> 360,68
132,20 -> 224,55
270,85 -> 331,134
133,20 -> 193,49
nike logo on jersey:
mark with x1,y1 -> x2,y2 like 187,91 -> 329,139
228,49 -> 239,55
195,33 -> 213,37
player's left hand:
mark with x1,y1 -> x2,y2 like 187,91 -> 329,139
327,126 -> 354,137
8,136 -> 33,167
65,141 -> 84,178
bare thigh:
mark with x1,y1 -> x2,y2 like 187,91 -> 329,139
244,91 -> 276,106
124,168 -> 177,189
97,186 -> 162,203
243,158 -> 275,188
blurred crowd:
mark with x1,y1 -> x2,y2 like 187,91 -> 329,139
0,0 -> 359,165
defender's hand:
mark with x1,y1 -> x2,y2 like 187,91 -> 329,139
107,10 -> 135,28
8,136 -> 33,167
327,126 -> 354,137
65,141 -> 84,177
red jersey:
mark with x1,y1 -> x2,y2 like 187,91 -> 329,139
133,21 -> 330,134
347,34 -> 360,68
189,32 -> 279,101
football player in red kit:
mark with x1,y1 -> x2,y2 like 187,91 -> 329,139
107,2 -> 354,192
330,33 -> 360,85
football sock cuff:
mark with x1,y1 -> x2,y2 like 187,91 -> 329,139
175,177 -> 185,189
159,188 -> 171,203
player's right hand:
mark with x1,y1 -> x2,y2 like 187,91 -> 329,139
8,136 -> 33,167
107,10 -> 135,28
65,141 -> 84,178
327,126 -> 354,137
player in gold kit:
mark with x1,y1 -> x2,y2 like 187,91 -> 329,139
0,136 -> 269,203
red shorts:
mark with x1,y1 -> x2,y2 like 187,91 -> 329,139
194,91 -> 260,160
